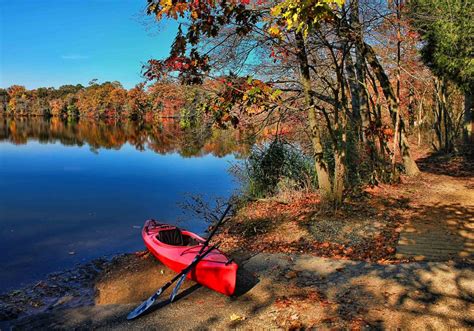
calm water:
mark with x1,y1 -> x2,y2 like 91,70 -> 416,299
0,117 -> 249,293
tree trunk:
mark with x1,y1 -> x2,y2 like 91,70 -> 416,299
295,32 -> 333,201
345,53 -> 361,129
350,0 -> 369,142
408,86 -> 415,128
433,81 -> 442,150
417,98 -> 423,146
392,104 -> 401,173
358,40 -> 420,175
464,89 -> 473,144
434,77 -> 453,152
440,79 -> 451,152
333,148 -> 345,206
393,0 -> 402,174
333,105 -> 347,206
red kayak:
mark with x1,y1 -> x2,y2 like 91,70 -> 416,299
142,219 -> 238,296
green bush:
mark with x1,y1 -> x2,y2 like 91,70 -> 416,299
239,139 -> 317,198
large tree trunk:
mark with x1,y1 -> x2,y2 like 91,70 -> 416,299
392,0 -> 402,174
345,53 -> 361,127
333,148 -> 345,206
434,77 -> 453,152
333,101 -> 347,206
350,0 -> 369,142
295,32 -> 333,201
440,79 -> 452,152
358,40 -> 420,176
417,98 -> 424,146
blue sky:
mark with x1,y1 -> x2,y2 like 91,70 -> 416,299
0,0 -> 178,89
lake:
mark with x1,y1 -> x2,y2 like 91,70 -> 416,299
0,117 -> 250,293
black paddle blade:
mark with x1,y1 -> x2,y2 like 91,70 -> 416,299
127,288 -> 162,320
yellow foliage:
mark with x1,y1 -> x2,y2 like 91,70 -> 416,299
269,0 -> 342,37
268,25 -> 282,37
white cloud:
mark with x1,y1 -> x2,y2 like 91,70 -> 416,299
61,54 -> 90,60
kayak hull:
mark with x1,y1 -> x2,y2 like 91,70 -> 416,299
142,219 -> 237,296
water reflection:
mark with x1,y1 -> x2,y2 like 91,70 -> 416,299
0,117 -> 253,158
0,117 -> 251,293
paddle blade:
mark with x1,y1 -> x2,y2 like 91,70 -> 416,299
169,273 -> 187,303
127,288 -> 162,320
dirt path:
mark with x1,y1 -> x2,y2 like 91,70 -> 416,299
2,252 -> 473,330
395,164 -> 474,262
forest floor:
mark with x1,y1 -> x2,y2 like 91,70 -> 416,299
216,150 -> 474,264
1,151 -> 473,329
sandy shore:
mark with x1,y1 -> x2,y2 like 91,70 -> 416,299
1,250 -> 473,330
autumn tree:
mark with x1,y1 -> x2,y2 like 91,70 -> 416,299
147,80 -> 186,118
125,83 -> 150,119
0,89 -> 10,114
142,0 -> 424,205
6,85 -> 28,116
76,81 -> 127,118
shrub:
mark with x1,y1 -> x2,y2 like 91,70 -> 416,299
236,139 -> 317,198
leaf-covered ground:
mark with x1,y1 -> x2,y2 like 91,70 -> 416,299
216,150 -> 474,264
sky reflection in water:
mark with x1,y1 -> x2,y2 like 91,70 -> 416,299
0,118 -> 248,293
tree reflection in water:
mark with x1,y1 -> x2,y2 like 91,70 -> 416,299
0,117 -> 254,158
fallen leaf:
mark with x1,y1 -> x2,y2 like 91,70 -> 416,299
230,313 -> 245,321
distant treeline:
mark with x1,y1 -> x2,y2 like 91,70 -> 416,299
0,80 -> 209,121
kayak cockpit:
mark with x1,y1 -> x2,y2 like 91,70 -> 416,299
156,227 -> 202,246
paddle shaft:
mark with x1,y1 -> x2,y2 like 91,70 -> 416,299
169,204 -> 232,302
198,203 -> 232,255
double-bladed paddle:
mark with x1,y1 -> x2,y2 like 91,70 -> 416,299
126,243 -> 218,320
168,203 -> 232,303
127,203 -> 232,320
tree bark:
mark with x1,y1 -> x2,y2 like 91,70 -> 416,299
440,79 -> 451,152
295,32 -> 333,201
350,0 -> 369,142
345,53 -> 361,127
392,0 -> 402,174
464,89 -> 473,144
333,148 -> 345,206
434,77 -> 453,152
417,98 -> 423,146
392,104 -> 401,172
358,40 -> 420,175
